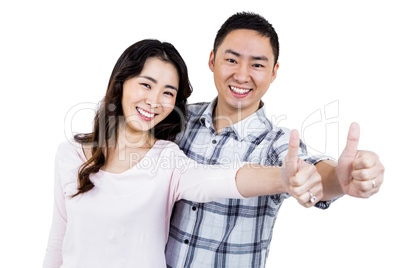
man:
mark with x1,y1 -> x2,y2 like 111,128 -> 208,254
166,12 -> 384,267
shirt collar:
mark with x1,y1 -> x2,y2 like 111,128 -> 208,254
199,97 -> 273,140
198,98 -> 216,134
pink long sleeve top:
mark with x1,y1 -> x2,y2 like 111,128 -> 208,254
43,139 -> 244,268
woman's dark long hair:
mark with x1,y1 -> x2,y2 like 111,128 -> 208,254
72,39 -> 192,197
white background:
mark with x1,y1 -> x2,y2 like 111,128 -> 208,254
1,0 -> 401,267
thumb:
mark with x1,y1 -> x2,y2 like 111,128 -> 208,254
287,129 -> 300,163
341,122 -> 360,159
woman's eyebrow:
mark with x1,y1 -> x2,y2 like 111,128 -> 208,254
139,75 -> 178,91
139,75 -> 157,84
166,85 -> 178,91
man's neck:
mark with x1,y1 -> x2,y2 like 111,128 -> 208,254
212,100 -> 262,134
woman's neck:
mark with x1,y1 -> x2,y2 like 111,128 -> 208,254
116,124 -> 156,150
97,127 -> 156,174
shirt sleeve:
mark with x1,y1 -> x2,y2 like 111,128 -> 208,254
42,144 -> 69,268
169,148 -> 245,202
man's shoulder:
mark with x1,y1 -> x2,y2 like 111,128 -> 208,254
187,102 -> 211,115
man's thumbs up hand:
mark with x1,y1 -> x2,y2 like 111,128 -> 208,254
336,123 -> 384,198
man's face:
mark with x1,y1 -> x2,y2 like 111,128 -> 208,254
209,29 -> 279,117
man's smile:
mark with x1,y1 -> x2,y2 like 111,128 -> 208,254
229,85 -> 252,97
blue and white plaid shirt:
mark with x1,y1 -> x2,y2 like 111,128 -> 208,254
166,99 -> 332,268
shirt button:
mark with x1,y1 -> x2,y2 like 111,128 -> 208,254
184,239 -> 189,244
192,206 -> 197,211
212,139 -> 217,144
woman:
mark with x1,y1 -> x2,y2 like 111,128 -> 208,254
43,39 -> 283,267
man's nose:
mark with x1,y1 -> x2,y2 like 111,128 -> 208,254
233,63 -> 250,83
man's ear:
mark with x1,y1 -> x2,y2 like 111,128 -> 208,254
271,62 -> 279,83
208,50 -> 215,72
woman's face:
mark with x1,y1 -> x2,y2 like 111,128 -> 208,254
121,57 -> 179,135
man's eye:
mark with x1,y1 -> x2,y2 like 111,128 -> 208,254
253,64 -> 264,68
227,59 -> 237,63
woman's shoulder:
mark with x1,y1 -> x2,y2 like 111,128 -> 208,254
148,140 -> 189,170
56,138 -> 85,161
153,140 -> 183,156
55,138 -> 86,186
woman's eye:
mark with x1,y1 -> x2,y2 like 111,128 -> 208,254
140,83 -> 151,89
164,91 -> 174,97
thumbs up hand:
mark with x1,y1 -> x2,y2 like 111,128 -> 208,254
281,130 -> 323,208
336,123 -> 384,198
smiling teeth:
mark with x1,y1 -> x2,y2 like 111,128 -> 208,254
230,86 -> 251,94
137,108 -> 156,118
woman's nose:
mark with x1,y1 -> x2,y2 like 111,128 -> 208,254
145,94 -> 161,109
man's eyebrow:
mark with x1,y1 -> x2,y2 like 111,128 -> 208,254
139,75 -> 178,91
251,55 -> 268,61
224,49 -> 268,61
224,49 -> 241,57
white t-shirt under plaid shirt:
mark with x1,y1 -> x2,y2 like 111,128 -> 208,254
166,99 -> 333,268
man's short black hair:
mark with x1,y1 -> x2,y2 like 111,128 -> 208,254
213,12 -> 280,66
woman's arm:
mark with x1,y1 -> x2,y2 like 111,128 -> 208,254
43,146 -> 68,268
174,159 -> 286,202
235,164 -> 285,197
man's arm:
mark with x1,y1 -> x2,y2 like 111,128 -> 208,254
236,123 -> 384,205
315,160 -> 342,201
